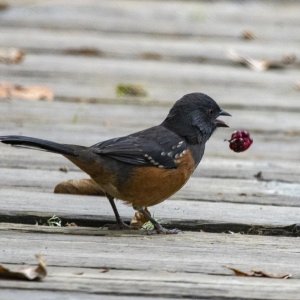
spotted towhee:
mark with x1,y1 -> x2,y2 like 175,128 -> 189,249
0,93 -> 230,233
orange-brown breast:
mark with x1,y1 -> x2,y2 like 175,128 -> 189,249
66,149 -> 195,207
118,150 -> 195,207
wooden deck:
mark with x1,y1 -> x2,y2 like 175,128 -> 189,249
0,0 -> 300,299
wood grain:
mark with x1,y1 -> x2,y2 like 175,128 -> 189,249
0,225 -> 299,299
1,0 -> 300,299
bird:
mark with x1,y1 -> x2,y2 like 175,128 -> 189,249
0,93 -> 230,234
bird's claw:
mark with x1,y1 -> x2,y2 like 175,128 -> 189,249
104,222 -> 132,230
143,224 -> 181,235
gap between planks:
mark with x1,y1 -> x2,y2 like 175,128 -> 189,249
0,189 -> 300,230
1,28 -> 300,68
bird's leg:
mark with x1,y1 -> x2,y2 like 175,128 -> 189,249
106,194 -> 130,229
137,207 -> 181,234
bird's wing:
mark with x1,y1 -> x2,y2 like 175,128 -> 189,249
91,127 -> 187,169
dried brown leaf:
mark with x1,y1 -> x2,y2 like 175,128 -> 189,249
99,267 -> 110,273
225,266 -> 252,277
0,2 -> 9,11
54,178 -> 105,196
241,30 -> 256,40
251,270 -> 292,279
59,166 -> 69,173
64,48 -> 103,57
0,48 -> 25,64
228,50 -> 297,72
65,222 -> 78,227
0,83 -> 53,101
254,171 -> 264,181
0,255 -> 47,281
225,266 -> 291,279
294,81 -> 300,91
130,208 -> 150,229
140,52 -> 162,60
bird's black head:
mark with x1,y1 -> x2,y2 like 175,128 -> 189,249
162,93 -> 231,144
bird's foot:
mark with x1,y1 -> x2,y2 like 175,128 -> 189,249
117,221 -> 132,230
104,221 -> 132,231
136,207 -> 181,234
154,223 -> 181,234
144,223 -> 181,235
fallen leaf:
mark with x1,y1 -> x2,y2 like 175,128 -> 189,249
47,215 -> 62,227
0,2 -> 9,11
0,83 -> 53,101
0,255 -> 47,281
142,221 -> 155,231
116,83 -> 147,97
54,178 -> 105,196
251,270 -> 292,279
228,50 -> 297,72
130,208 -> 151,229
294,81 -> 300,91
64,48 -> 103,57
65,222 -> 78,227
225,266 -> 250,277
74,271 -> 84,275
140,52 -> 162,60
254,171 -> 264,181
99,267 -> 110,273
59,166 -> 69,173
241,30 -> 256,40
225,266 -> 291,279
238,193 -> 247,196
0,48 -> 25,64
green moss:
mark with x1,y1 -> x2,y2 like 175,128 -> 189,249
116,83 -> 147,97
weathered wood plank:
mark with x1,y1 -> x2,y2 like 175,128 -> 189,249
0,289 -> 156,300
3,72 -> 300,112
0,188 -> 299,228
1,168 -> 299,207
0,225 -> 299,295
1,1 -> 299,299
0,28 -> 299,67
1,100 -> 300,134
1,54 -> 300,111
1,0 -> 300,42
0,225 -> 299,276
1,268 -> 299,300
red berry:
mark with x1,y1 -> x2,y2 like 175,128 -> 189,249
228,130 -> 253,152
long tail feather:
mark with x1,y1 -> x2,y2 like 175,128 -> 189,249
0,135 -> 78,156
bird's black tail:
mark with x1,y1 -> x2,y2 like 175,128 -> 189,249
0,135 -> 78,156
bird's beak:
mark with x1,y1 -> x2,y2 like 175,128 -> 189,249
219,110 -> 231,117
215,109 -> 231,127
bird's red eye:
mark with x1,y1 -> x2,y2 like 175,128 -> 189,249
208,109 -> 213,115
